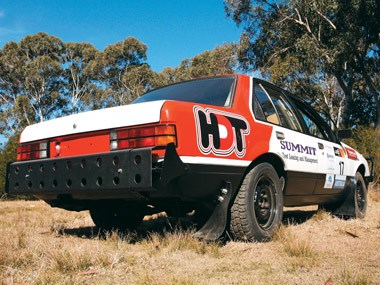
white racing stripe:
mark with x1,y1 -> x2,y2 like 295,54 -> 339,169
180,156 -> 251,167
20,101 -> 166,143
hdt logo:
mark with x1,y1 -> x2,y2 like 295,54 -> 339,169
194,106 -> 250,157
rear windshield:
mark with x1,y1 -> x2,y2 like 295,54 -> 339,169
132,76 -> 236,107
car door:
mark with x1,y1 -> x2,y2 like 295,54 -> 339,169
292,102 -> 348,194
251,81 -> 319,195
298,104 -> 348,194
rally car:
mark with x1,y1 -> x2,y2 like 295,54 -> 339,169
6,74 -> 374,241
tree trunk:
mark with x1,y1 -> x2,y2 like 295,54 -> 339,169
334,73 -> 353,128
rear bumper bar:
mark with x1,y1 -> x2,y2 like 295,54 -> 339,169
6,148 -> 153,195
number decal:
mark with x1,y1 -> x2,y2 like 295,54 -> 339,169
339,161 -> 344,175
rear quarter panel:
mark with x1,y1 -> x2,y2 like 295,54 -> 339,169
158,75 -> 273,167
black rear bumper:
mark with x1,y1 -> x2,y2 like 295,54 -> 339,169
6,148 -> 153,195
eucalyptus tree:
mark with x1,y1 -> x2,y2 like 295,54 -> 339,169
95,37 -> 155,106
0,32 -> 66,137
155,43 -> 238,87
225,0 -> 379,127
62,42 -> 100,113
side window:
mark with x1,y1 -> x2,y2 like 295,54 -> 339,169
253,84 -> 280,125
252,83 -> 302,132
295,101 -> 336,141
263,86 -> 302,132
298,109 -> 325,139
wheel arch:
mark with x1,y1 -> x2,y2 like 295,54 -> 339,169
357,164 -> 366,177
356,164 -> 368,188
231,152 -> 286,202
247,153 -> 285,177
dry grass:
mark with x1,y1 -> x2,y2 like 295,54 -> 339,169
1,187 -> 379,284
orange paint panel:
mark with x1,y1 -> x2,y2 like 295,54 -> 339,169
159,75 -> 273,163
50,132 -> 110,158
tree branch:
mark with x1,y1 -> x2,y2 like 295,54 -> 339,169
316,11 -> 336,30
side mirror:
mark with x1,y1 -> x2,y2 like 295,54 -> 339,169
337,129 -> 353,139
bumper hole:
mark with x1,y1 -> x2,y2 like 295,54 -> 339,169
134,174 -> 142,184
134,155 -> 141,165
81,178 -> 87,187
113,156 -> 119,166
53,179 -> 58,188
113,176 -> 120,185
66,179 -> 72,188
15,167 -> 19,174
81,159 -> 87,168
14,182 -> 19,190
96,177 -> 103,186
28,181 -> 32,189
53,163 -> 58,171
96,158 -> 102,167
28,165 -> 33,172
39,181 -> 45,189
66,161 -> 72,170
39,164 -> 45,172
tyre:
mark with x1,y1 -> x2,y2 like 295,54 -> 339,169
230,163 -> 283,242
354,172 -> 367,218
90,202 -> 146,231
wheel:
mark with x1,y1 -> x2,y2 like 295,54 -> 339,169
230,163 -> 283,242
90,202 -> 146,231
354,172 -> 367,218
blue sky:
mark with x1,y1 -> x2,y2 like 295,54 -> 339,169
0,0 -> 242,71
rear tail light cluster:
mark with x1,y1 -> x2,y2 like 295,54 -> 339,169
17,142 -> 48,161
110,124 -> 177,150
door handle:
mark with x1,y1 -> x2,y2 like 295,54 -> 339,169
276,131 -> 285,140
318,143 -> 324,150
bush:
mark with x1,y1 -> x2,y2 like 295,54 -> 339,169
0,135 -> 18,197
345,126 -> 380,187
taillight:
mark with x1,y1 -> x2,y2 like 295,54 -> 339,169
110,124 -> 177,150
17,141 -> 48,161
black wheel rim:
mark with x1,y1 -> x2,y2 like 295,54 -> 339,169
356,179 -> 366,212
253,176 -> 276,229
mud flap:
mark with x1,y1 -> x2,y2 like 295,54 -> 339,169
160,143 -> 189,185
193,186 -> 233,241
333,176 -> 356,217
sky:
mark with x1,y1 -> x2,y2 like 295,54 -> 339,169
0,0 -> 243,72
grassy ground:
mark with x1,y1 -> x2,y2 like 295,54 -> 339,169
0,189 -> 379,285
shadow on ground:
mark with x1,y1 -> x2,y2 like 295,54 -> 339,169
58,208 -> 319,242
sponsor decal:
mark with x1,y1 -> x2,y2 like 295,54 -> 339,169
194,106 -> 250,157
334,147 -> 344,157
345,147 -> 358,160
324,174 -> 334,189
280,141 -> 318,164
333,175 -> 346,189
280,141 -> 317,155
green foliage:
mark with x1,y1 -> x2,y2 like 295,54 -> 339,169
153,43 -> 238,87
225,0 -> 380,128
62,42 -> 100,113
0,135 -> 18,196
345,126 -> 380,185
95,37 -> 155,106
0,32 -> 66,136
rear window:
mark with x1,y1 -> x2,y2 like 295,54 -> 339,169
132,76 -> 236,107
